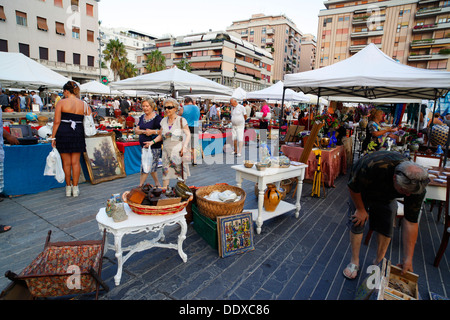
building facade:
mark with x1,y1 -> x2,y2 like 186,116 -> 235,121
100,26 -> 156,82
226,14 -> 315,82
0,0 -> 101,83
139,31 -> 274,92
316,0 -> 450,71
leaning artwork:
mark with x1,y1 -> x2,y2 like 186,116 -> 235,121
217,212 -> 254,258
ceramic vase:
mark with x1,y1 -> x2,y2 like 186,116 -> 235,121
264,184 -> 281,212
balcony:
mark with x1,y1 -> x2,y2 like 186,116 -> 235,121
408,53 -> 450,61
349,43 -> 382,53
410,38 -> 450,48
350,30 -> 384,38
352,15 -> 386,25
415,5 -> 450,17
412,22 -> 450,32
265,38 -> 274,45
266,28 -> 275,35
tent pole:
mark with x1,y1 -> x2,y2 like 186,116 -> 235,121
427,89 -> 438,147
280,86 -> 286,151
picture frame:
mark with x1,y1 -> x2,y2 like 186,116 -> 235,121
83,132 -> 126,185
217,212 -> 255,258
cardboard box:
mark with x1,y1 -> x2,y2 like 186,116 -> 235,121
377,259 -> 419,300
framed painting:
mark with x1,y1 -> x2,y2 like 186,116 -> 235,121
83,132 -> 126,185
217,212 -> 255,258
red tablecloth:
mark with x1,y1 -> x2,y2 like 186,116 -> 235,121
116,141 -> 140,153
281,144 -> 347,187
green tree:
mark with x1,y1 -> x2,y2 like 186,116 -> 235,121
103,39 -> 127,81
145,50 -> 166,73
176,58 -> 191,72
119,60 -> 138,79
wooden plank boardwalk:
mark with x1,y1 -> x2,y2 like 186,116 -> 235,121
0,143 -> 448,302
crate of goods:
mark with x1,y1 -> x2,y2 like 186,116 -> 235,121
192,204 -> 217,250
377,259 -> 419,300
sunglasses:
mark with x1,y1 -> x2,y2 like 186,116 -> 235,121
164,106 -> 175,110
395,170 -> 430,185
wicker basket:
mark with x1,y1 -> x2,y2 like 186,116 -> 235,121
122,191 -> 192,216
195,184 -> 246,219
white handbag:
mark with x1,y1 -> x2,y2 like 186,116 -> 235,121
83,102 -> 97,136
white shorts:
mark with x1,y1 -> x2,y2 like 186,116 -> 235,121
232,126 -> 245,142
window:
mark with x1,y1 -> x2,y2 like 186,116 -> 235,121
19,43 -> 29,57
87,30 -> 94,42
54,0 -> 63,7
86,3 -> 94,16
39,47 -> 48,60
37,17 -> 48,31
0,39 -> 7,52
72,27 -> 80,39
73,53 -> 80,65
16,11 -> 27,26
55,22 -> 65,35
57,50 -> 65,63
87,55 -> 94,67
0,6 -> 6,21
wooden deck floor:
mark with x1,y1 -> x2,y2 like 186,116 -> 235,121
0,145 -> 448,303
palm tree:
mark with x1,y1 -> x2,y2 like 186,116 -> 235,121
176,58 -> 191,72
145,50 -> 166,73
103,39 -> 127,81
119,60 -> 138,80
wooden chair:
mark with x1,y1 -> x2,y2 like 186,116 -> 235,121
434,176 -> 450,267
413,152 -> 444,221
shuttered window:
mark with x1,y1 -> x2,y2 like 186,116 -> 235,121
86,3 -> 93,16
73,53 -> 80,65
87,30 -> 94,42
16,11 -> 27,26
57,50 -> 65,63
0,6 -> 6,21
55,21 -> 65,35
37,17 -> 48,31
19,43 -> 30,57
39,47 -> 48,60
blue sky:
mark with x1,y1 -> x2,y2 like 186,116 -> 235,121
98,0 -> 325,38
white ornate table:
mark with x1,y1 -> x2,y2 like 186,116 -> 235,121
96,204 -> 188,285
232,163 -> 308,234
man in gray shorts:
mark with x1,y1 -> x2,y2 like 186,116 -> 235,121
343,151 -> 429,280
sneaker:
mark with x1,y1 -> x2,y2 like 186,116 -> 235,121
237,153 -> 242,157
72,186 -> 79,197
65,185 -> 72,197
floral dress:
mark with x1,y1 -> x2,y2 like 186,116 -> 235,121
362,121 -> 386,152
160,116 -> 190,181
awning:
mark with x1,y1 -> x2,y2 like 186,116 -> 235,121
37,17 -> 48,31
204,61 -> 222,69
235,64 -> 247,74
0,6 -> 6,21
55,22 -> 65,35
190,62 -> 205,69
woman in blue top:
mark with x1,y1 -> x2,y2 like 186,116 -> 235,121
135,97 -> 162,187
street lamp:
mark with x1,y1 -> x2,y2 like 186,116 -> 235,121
97,31 -> 105,81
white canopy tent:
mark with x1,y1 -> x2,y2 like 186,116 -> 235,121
284,43 -> 450,101
246,81 -> 309,102
110,66 -> 233,96
0,52 -> 71,89
80,80 -> 114,95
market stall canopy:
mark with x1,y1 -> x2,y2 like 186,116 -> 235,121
246,81 -> 309,102
110,66 -> 233,96
80,80 -> 113,95
284,43 -> 450,100
305,94 -> 329,106
0,52 -> 71,89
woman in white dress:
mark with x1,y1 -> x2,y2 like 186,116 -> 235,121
144,98 -> 191,188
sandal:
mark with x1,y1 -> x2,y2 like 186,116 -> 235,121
343,263 -> 359,280
0,225 -> 11,233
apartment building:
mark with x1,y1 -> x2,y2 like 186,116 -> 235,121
0,0 -> 101,83
100,26 -> 156,81
226,14 -> 315,82
139,31 -> 274,92
317,0 -> 450,71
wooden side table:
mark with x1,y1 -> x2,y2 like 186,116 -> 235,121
96,205 -> 188,285
232,164 -> 308,234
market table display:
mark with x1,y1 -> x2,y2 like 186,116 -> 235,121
281,144 -> 347,187
232,163 -> 308,234
96,205 -> 188,285
116,141 -> 141,175
3,143 -> 65,196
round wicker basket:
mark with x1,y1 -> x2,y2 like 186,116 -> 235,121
122,191 -> 192,216
195,184 -> 246,219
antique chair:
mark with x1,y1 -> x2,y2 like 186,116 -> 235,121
434,176 -> 450,267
